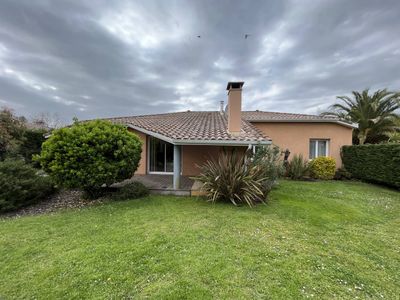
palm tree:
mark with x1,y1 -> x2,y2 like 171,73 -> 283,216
322,89 -> 400,144
387,117 -> 400,143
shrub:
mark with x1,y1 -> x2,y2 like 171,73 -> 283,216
342,143 -> 400,188
309,156 -> 336,180
0,108 -> 26,160
286,154 -> 309,179
334,167 -> 352,180
111,182 -> 149,201
0,159 -> 55,212
249,145 -> 285,193
194,151 -> 268,207
36,120 -> 142,197
20,128 -> 47,165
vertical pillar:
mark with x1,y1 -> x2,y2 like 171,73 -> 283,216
173,145 -> 181,189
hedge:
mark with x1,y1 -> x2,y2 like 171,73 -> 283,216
0,159 -> 55,212
341,144 -> 400,188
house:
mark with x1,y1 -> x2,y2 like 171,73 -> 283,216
109,82 -> 355,189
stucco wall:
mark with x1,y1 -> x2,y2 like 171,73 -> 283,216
128,128 -> 147,175
181,145 -> 221,176
252,122 -> 353,167
181,145 -> 247,176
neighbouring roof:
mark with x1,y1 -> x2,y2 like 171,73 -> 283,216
242,111 -> 357,128
108,111 -> 271,145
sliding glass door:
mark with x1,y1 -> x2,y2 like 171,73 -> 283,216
148,136 -> 173,173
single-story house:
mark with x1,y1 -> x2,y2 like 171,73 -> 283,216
108,82 -> 356,189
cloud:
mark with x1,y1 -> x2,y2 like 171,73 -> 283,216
0,0 -> 399,124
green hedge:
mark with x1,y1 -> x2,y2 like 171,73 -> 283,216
342,144 -> 400,188
0,159 -> 55,212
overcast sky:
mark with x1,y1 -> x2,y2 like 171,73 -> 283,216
0,0 -> 399,124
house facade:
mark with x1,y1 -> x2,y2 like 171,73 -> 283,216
109,82 -> 355,189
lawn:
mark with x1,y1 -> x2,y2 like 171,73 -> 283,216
0,180 -> 399,299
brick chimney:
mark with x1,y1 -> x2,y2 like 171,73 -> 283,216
226,81 -> 244,135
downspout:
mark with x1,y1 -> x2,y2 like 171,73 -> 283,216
173,145 -> 181,190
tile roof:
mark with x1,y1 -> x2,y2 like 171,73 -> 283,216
107,111 -> 271,145
242,111 -> 356,128
102,110 -> 355,144
242,111 -> 339,121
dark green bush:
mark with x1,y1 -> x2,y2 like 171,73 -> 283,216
334,167 -> 352,180
0,159 -> 55,212
111,182 -> 149,201
20,128 -> 46,165
0,108 -> 26,160
342,144 -> 400,188
287,154 -> 309,179
309,156 -> 336,180
36,120 -> 142,196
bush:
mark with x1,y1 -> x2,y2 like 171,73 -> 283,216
194,150 -> 269,207
20,128 -> 46,165
334,167 -> 352,180
111,182 -> 149,201
0,108 -> 26,160
342,144 -> 400,188
309,156 -> 336,180
286,154 -> 309,179
250,145 -> 285,193
36,120 -> 142,197
0,159 -> 55,212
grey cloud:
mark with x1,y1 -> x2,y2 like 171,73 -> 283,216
0,0 -> 399,124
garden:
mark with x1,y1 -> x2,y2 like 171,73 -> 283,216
1,180 -> 399,299
0,87 -> 399,299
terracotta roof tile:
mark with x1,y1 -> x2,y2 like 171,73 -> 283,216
242,111 -> 339,121
102,110 -> 354,144
107,111 -> 271,144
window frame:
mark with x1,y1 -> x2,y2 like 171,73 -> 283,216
147,136 -> 174,175
309,139 -> 329,159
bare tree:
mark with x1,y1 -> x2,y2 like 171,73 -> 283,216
30,112 -> 62,130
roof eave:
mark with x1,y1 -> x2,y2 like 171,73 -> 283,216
127,124 -> 271,146
127,124 -> 175,144
173,139 -> 271,146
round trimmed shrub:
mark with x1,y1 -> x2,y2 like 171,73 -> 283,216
309,156 -> 336,180
37,120 -> 142,194
0,159 -> 55,212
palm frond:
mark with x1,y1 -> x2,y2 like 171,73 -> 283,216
322,88 -> 400,144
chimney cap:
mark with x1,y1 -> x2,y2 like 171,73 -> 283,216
226,81 -> 244,90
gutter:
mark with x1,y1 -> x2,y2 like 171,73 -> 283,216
127,124 -> 271,146
172,139 -> 271,146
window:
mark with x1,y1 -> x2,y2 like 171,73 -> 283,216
148,136 -> 174,173
309,139 -> 329,159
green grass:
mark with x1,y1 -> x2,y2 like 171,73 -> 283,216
0,180 -> 399,299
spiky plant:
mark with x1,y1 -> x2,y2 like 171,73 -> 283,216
287,154 -> 309,180
194,151 -> 267,207
387,117 -> 400,143
322,89 -> 400,144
